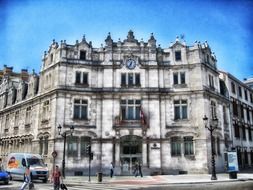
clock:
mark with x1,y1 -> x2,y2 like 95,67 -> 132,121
126,59 -> 136,69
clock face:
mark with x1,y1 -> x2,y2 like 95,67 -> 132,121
126,59 -> 136,69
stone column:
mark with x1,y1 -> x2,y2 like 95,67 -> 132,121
142,137 -> 147,166
115,137 -> 120,174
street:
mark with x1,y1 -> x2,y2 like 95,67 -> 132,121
1,177 -> 253,190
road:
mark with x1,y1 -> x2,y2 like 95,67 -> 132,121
1,180 -> 253,190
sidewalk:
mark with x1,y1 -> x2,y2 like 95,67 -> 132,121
63,173 -> 253,186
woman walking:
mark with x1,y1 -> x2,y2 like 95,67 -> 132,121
20,165 -> 31,190
51,165 -> 62,190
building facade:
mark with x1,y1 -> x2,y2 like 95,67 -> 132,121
0,31 -> 236,175
220,72 -> 253,169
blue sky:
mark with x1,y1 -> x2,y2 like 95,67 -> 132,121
0,0 -> 252,80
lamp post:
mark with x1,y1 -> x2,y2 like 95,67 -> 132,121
203,115 -> 218,180
58,124 -> 74,178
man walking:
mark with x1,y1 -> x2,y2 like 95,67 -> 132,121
110,162 -> 114,178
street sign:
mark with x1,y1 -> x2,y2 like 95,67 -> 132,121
52,151 -> 57,158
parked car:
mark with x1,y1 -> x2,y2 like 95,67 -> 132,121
0,169 -> 10,185
6,153 -> 48,183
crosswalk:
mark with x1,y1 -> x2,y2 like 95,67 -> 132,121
36,183 -> 146,190
1,181 -> 148,190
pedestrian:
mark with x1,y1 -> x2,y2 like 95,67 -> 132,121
0,158 -> 3,170
51,165 -> 62,190
138,163 -> 143,177
110,162 -> 114,178
134,162 -> 139,177
20,165 -> 31,190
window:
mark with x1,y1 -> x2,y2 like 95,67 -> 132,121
14,111 -> 19,127
248,128 -> 252,141
206,54 -> 210,64
121,73 -> 141,87
121,99 -> 141,120
234,123 -> 240,138
245,90 -> 248,101
209,74 -> 214,89
173,72 -> 185,85
173,73 -> 178,85
121,74 -> 126,85
67,136 -> 78,157
241,104 -> 244,119
80,50 -> 86,60
50,54 -> 53,62
44,137 -> 48,155
223,106 -> 227,125
42,100 -> 50,121
210,101 -> 217,119
184,136 -> 194,155
238,86 -> 242,97
74,99 -> 88,120
5,114 -> 9,128
242,125 -> 246,140
232,100 -> 238,116
175,51 -> 181,61
174,100 -> 188,120
39,137 -> 43,155
75,72 -> 88,85
231,82 -> 236,94
135,73 -> 140,86
171,137 -> 181,156
39,136 -> 49,155
250,94 -> 253,103
83,73 -> 88,85
76,72 -> 81,84
25,107 -> 31,124
81,137 -> 91,157
247,108 -> 250,122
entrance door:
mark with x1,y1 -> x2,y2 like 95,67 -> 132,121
120,135 -> 142,175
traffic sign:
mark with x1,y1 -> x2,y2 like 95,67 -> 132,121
52,151 -> 57,158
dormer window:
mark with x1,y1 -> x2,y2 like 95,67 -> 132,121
80,50 -> 86,60
175,51 -> 181,61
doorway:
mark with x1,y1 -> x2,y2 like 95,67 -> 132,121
120,135 -> 142,175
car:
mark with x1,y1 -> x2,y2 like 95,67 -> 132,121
0,169 -> 10,185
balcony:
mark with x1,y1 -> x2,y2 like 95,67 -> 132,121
113,116 -> 148,129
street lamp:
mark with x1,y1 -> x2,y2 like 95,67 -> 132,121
58,124 -> 74,178
203,115 -> 218,180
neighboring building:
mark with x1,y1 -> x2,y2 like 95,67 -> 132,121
244,77 -> 253,89
220,72 -> 253,169
0,31 -> 232,175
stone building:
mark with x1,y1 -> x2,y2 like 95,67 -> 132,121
220,72 -> 253,169
0,31 -> 234,175
244,77 -> 253,89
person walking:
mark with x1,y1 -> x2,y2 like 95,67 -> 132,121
134,162 -> 139,177
138,163 -> 143,177
51,165 -> 62,190
110,162 -> 114,178
20,165 -> 31,190
0,158 -> 3,170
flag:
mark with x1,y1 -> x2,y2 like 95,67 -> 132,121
140,107 -> 145,125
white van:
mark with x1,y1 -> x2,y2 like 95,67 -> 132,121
6,153 -> 49,183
